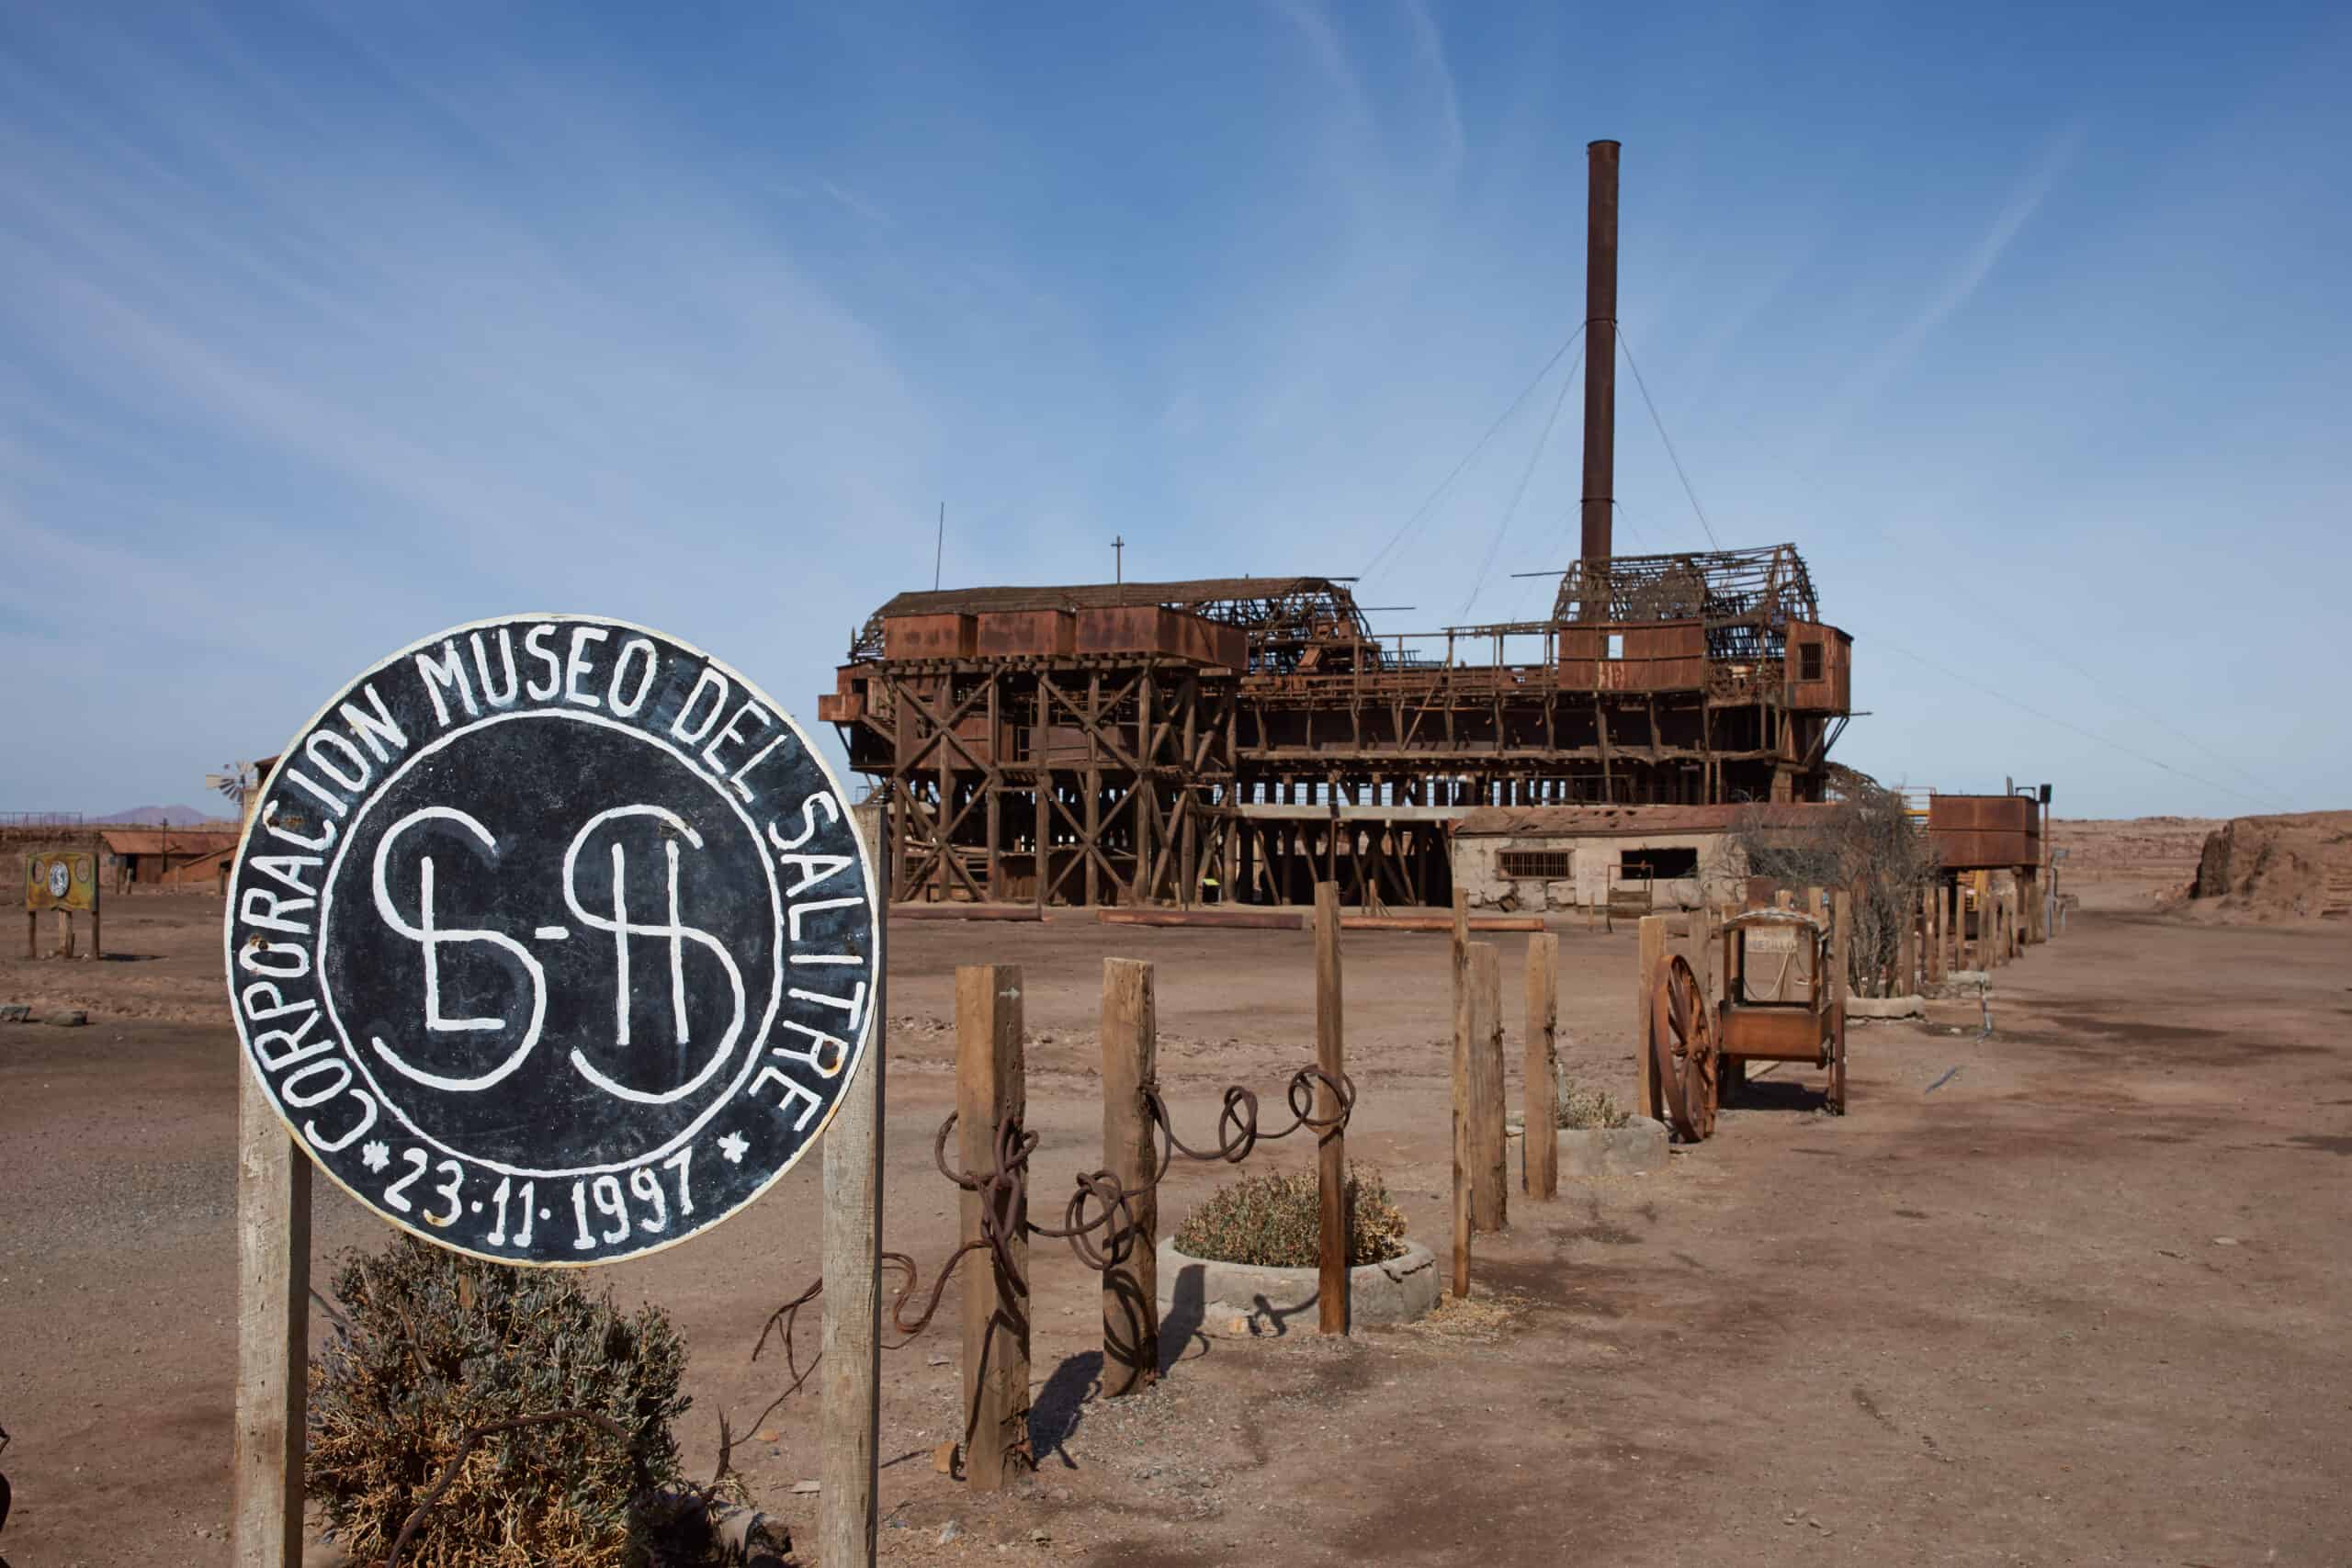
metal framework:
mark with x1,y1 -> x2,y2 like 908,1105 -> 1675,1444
821,547 -> 1853,907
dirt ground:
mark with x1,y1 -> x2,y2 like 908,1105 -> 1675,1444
4,883 -> 2348,1566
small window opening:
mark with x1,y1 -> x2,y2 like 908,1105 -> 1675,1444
1605,633 -> 1624,660
1620,847 -> 1699,880
1798,641 -> 1823,682
1498,850 -> 1573,879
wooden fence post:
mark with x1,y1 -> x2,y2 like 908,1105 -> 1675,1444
1830,889 -> 1852,1014
1100,958 -> 1159,1391
231,1065 -> 309,1568
1523,932 -> 1559,1200
1690,904 -> 1714,1004
1451,889 -> 1472,1290
1313,883 -> 1349,1335
1451,1126 -> 1472,1298
1465,942 -> 1506,1233
1972,873 -> 1991,968
956,964 -> 1030,1488
1924,884 -> 1943,987
1634,915 -> 1665,1120
1898,887 -> 1918,996
822,810 -> 888,1567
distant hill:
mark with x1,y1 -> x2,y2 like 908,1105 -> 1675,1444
96,804 -> 234,828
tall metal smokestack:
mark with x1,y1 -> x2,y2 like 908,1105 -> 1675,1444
1578,139 -> 1620,567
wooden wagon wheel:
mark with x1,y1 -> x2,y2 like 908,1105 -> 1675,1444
1649,953 -> 1718,1141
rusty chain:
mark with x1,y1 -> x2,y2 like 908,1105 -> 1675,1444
378,1064 -> 1352,1558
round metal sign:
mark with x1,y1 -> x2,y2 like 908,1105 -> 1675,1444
225,615 -> 876,1265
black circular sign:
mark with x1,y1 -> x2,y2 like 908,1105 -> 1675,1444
225,615 -> 876,1265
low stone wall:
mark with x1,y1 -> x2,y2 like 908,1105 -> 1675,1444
1508,1115 -> 1669,1177
1155,1236 -> 1440,1334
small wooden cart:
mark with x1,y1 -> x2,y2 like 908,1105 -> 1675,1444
1716,907 -> 1846,1116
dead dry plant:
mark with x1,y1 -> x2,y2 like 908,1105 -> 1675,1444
1718,779 -> 1939,996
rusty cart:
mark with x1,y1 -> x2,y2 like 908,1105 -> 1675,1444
1648,907 -> 1849,1142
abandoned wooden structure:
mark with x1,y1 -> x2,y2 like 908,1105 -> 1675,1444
818,547 -> 1854,907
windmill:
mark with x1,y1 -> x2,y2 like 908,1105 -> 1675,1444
206,761 -> 260,823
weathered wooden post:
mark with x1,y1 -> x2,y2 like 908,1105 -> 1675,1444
1465,942 -> 1507,1233
823,806 -> 888,1567
1451,1134 -> 1472,1298
1523,932 -> 1559,1200
1830,888 -> 1852,1014
1690,903 -> 1714,1002
1806,886 -> 1829,998
1451,888 -> 1472,1290
232,1066 -> 309,1568
1972,872 -> 1992,968
957,964 -> 1031,1487
1924,883 -> 1943,987
1634,914 -> 1666,1119
1313,882 -> 1348,1335
1100,957 -> 1159,1390
1898,888 -> 1918,995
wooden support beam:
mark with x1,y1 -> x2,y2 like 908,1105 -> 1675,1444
231,1066 -> 309,1568
1100,958 -> 1158,1393
1340,913 -> 1544,933
956,964 -> 1031,1488
1097,907 -> 1303,930
1314,883 -> 1349,1334
1523,931 -> 1559,1200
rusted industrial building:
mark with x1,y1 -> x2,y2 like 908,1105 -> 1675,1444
820,141 -> 1857,907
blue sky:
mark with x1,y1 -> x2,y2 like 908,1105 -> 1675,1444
3,2 -> 2345,818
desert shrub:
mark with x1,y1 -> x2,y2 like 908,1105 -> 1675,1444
1555,1075 -> 1630,1130
1716,773 -> 1941,996
1173,1164 -> 1408,1268
307,1235 -> 692,1568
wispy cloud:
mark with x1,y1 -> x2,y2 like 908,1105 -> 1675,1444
1804,121 -> 2087,456
1402,0 -> 1466,172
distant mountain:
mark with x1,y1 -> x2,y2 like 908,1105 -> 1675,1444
96,805 -> 233,828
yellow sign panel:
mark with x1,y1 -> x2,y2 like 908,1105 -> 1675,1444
26,850 -> 98,913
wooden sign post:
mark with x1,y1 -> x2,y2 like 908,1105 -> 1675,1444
223,616 -> 879,1567
25,846 -> 99,960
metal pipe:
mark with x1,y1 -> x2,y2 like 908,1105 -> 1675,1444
1578,139 -> 1620,570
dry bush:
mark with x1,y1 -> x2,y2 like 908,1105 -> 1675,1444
1555,1074 -> 1630,1130
1173,1164 -> 1408,1268
1720,777 -> 1940,995
307,1236 -> 694,1568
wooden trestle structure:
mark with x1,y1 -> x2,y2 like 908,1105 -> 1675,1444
819,547 -> 1854,908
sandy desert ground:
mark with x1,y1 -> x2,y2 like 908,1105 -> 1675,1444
3,850 -> 2349,1566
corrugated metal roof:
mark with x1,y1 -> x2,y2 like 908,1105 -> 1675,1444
1453,803 -> 1843,838
876,577 -> 1348,618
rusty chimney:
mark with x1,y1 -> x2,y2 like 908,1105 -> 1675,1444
1578,138 -> 1620,568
